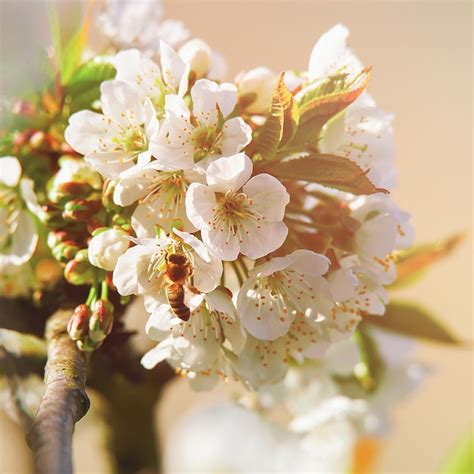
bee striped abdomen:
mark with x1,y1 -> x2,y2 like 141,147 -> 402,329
166,283 -> 190,321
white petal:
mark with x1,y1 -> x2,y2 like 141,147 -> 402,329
112,244 -> 160,295
243,173 -> 290,221
0,156 -> 21,187
113,165 -> 156,206
356,214 -> 397,258
65,110 -> 119,156
239,221 -> 288,260
112,49 -> 162,102
191,79 -> 237,123
85,151 -> 135,179
160,40 -> 188,94
8,211 -> 38,265
287,249 -> 330,276
201,228 -> 240,262
141,339 -> 174,369
308,24 -> 362,79
206,153 -> 253,192
220,118 -> 253,156
238,278 -> 294,340
185,183 -> 216,229
145,305 -> 175,340
100,80 -> 146,126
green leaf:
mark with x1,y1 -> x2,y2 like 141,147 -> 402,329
67,59 -> 116,112
259,153 -> 388,195
253,73 -> 299,160
286,69 -> 371,149
364,301 -> 460,345
440,427 -> 473,474
390,234 -> 464,290
299,67 -> 371,125
353,324 -> 384,392
48,2 -> 92,85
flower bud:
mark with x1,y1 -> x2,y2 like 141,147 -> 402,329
41,203 -> 67,228
88,228 -> 129,271
237,67 -> 276,114
77,335 -> 103,352
102,179 -> 121,212
62,199 -> 101,222
88,299 -> 114,343
29,131 -> 46,149
67,304 -> 91,341
49,181 -> 94,204
178,39 -> 212,78
51,241 -> 81,263
64,254 -> 95,286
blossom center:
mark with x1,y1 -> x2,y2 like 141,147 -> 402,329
192,125 -> 223,161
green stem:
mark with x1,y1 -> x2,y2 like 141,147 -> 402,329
231,261 -> 244,285
85,286 -> 97,306
101,280 -> 109,301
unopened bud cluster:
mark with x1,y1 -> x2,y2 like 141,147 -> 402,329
67,300 -> 114,351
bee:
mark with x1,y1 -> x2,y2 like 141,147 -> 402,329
163,253 -> 195,321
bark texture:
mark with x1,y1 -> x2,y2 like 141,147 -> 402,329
27,309 -> 90,474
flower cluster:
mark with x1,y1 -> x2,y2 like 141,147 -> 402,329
0,0 -> 428,392
58,23 -> 414,388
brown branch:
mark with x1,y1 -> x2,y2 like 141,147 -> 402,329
27,309 -> 90,474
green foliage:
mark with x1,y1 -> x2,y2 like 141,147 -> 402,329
66,59 -> 116,112
364,301 -> 460,345
353,323 -> 385,392
390,234 -> 464,290
253,73 -> 299,160
286,68 -> 371,149
259,153 -> 387,195
440,427 -> 474,474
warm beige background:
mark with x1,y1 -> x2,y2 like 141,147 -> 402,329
0,1 -> 472,473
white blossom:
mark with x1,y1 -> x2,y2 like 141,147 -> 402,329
152,79 -> 252,171
112,230 -> 222,312
237,67 -> 276,114
0,156 -> 38,268
186,153 -> 289,261
88,228 -> 130,271
95,0 -> 189,52
142,289 -> 245,390
65,80 -> 160,179
111,44 -> 189,115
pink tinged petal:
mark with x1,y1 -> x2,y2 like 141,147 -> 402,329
202,228 -> 240,261
220,117 -> 252,156
100,80 -> 146,126
206,153 -> 253,192
112,244 -> 159,295
141,339 -> 175,369
160,40 -> 188,93
237,278 -> 294,341
0,156 -> 21,187
239,221 -> 288,260
243,173 -> 290,222
185,183 -> 216,230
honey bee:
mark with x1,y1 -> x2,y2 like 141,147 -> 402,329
163,253 -> 195,321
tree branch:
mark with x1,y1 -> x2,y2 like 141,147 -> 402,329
27,309 -> 90,474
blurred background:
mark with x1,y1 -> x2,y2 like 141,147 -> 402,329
0,0 -> 472,472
